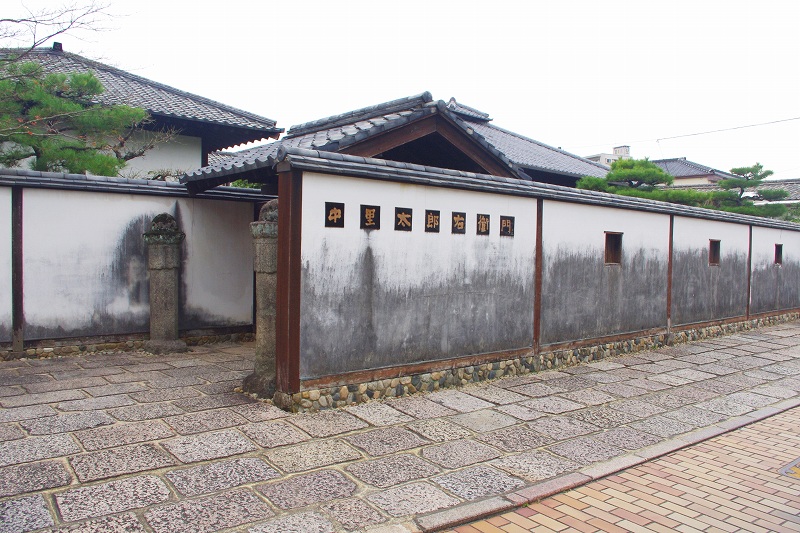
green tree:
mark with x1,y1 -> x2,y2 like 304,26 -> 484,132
577,159 -> 788,220
719,162 -> 782,202
577,157 -> 673,191
0,60 -> 158,175
605,158 -> 673,188
1,3 -> 174,176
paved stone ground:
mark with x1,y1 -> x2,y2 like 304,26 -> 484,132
447,405 -> 800,532
2,323 -> 800,533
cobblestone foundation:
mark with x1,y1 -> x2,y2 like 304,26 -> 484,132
0,332 -> 254,361
284,312 -> 800,412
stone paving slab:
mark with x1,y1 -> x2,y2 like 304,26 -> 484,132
69,443 -> 177,482
18,411 -> 115,435
73,420 -> 175,451
0,460 -> 72,497
55,475 -> 170,521
0,494 -> 54,532
258,470 -> 356,509
165,457 -> 280,496
144,488 -> 274,533
0,433 -> 80,467
346,453 -> 440,488
49,513 -> 147,533
2,325 -> 800,532
161,428 -> 256,462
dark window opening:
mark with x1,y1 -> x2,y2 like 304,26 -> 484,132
709,239 -> 721,266
605,232 -> 622,264
775,244 -> 783,265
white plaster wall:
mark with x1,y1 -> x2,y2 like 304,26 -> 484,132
671,216 -> 750,324
179,198 -> 253,326
0,188 -> 11,342
22,189 -> 253,339
299,172 -> 537,376
23,189 -> 171,338
122,133 -> 202,178
543,201 -> 671,255
751,226 -> 800,266
540,201 -> 671,344
672,216 -> 750,255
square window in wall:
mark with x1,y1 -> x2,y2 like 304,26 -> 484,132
709,239 -> 721,266
775,243 -> 784,265
605,232 -> 622,264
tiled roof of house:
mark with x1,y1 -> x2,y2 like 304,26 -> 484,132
2,47 -> 281,140
188,92 -> 608,187
653,158 -> 738,181
671,179 -> 800,202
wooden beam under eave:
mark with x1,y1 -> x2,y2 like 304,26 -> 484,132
340,114 -> 517,180
341,115 -> 439,158
433,117 -> 516,178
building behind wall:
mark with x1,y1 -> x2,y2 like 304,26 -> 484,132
584,145 -> 631,167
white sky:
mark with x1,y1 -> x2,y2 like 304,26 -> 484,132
8,0 -> 800,178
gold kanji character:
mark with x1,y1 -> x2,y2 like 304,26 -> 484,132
397,211 -> 411,227
364,208 -> 376,226
478,215 -> 490,233
328,207 -> 342,223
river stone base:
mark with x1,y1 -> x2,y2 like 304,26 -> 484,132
143,340 -> 188,355
273,312 -> 800,412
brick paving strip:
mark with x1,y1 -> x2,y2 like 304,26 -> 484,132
446,405 -> 800,533
0,325 -> 799,533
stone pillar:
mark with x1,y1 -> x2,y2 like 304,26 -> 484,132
143,213 -> 187,354
243,199 -> 279,398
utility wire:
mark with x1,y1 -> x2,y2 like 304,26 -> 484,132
656,116 -> 800,142
574,116 -> 800,150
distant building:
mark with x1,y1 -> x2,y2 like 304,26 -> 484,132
584,146 -> 631,167
652,157 -> 738,185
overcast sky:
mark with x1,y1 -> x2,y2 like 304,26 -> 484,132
8,0 -> 800,179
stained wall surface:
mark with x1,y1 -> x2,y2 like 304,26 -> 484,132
299,172 -> 536,379
19,189 -> 252,340
750,226 -> 800,314
540,201 -> 670,345
0,188 -> 10,342
671,216 -> 750,325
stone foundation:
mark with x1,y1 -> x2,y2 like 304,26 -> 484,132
0,332 -> 254,361
282,312 -> 799,412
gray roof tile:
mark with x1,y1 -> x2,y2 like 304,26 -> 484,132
190,92 -> 608,184
653,158 -> 738,180
672,179 -> 800,201
4,48 -> 280,136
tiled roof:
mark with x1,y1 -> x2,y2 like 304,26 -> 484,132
193,146 -> 800,231
653,158 -> 738,181
187,92 -> 609,187
2,47 -> 281,139
671,179 -> 800,202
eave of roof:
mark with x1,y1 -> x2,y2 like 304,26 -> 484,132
185,92 -> 609,189
2,47 -> 283,147
671,179 -> 800,201
653,158 -> 738,180
0,168 -> 272,202
266,147 -> 800,230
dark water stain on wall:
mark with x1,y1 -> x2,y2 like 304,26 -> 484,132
299,240 -> 534,379
540,247 -> 667,345
671,249 -> 748,326
25,213 -> 152,340
750,259 -> 800,314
